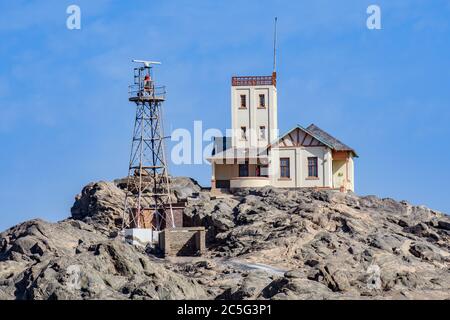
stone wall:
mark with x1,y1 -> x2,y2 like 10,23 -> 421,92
159,227 -> 206,256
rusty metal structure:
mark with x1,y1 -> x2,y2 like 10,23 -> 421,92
122,60 -> 175,231
231,73 -> 277,87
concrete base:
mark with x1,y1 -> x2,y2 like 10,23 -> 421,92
124,228 -> 159,247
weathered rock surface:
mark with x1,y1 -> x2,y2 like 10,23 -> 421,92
71,177 -> 203,235
184,187 -> 450,299
71,181 -> 126,236
1,179 -> 449,300
0,219 -> 207,300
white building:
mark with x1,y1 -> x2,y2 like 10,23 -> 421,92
207,72 -> 357,192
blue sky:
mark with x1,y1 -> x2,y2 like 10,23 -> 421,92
1,0 -> 449,231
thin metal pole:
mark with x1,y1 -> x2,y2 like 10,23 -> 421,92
273,17 -> 278,73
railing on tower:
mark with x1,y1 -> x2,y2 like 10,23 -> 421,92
231,73 -> 277,87
128,83 -> 166,100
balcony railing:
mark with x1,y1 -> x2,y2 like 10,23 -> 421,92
231,73 -> 276,87
128,84 -> 166,102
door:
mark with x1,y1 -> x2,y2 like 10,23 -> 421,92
216,180 -> 230,189
332,160 -> 346,189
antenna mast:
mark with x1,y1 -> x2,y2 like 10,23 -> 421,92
273,17 -> 278,73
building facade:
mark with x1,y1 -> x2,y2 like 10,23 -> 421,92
208,72 -> 357,192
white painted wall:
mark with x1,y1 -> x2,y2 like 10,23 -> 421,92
324,149 -> 333,188
348,157 -> 355,191
270,148 -> 296,187
230,177 -> 271,188
269,146 -> 333,188
301,147 -> 325,187
231,84 -> 278,149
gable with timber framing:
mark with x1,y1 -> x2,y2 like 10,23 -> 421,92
272,126 -> 328,148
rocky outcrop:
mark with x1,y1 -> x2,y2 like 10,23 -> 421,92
0,219 -> 208,300
71,177 -> 203,236
183,196 -> 239,244
184,187 -> 450,299
1,179 -> 449,300
71,181 -> 126,236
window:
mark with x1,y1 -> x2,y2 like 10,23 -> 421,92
308,157 -> 318,177
280,158 -> 290,178
239,163 -> 249,177
240,95 -> 246,108
259,126 -> 266,139
259,94 -> 265,108
241,126 -> 247,140
258,165 -> 269,177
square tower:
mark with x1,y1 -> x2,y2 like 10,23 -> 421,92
230,72 -> 278,149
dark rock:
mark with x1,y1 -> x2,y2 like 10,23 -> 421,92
260,277 -> 333,300
284,269 -> 306,279
438,220 -> 450,231
409,243 -> 441,261
407,223 -> 429,236
216,271 -> 271,300
194,260 -> 216,270
305,259 -> 320,267
0,238 -> 7,253
30,243 -> 45,256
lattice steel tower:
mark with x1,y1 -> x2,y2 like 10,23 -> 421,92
122,60 -> 174,231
